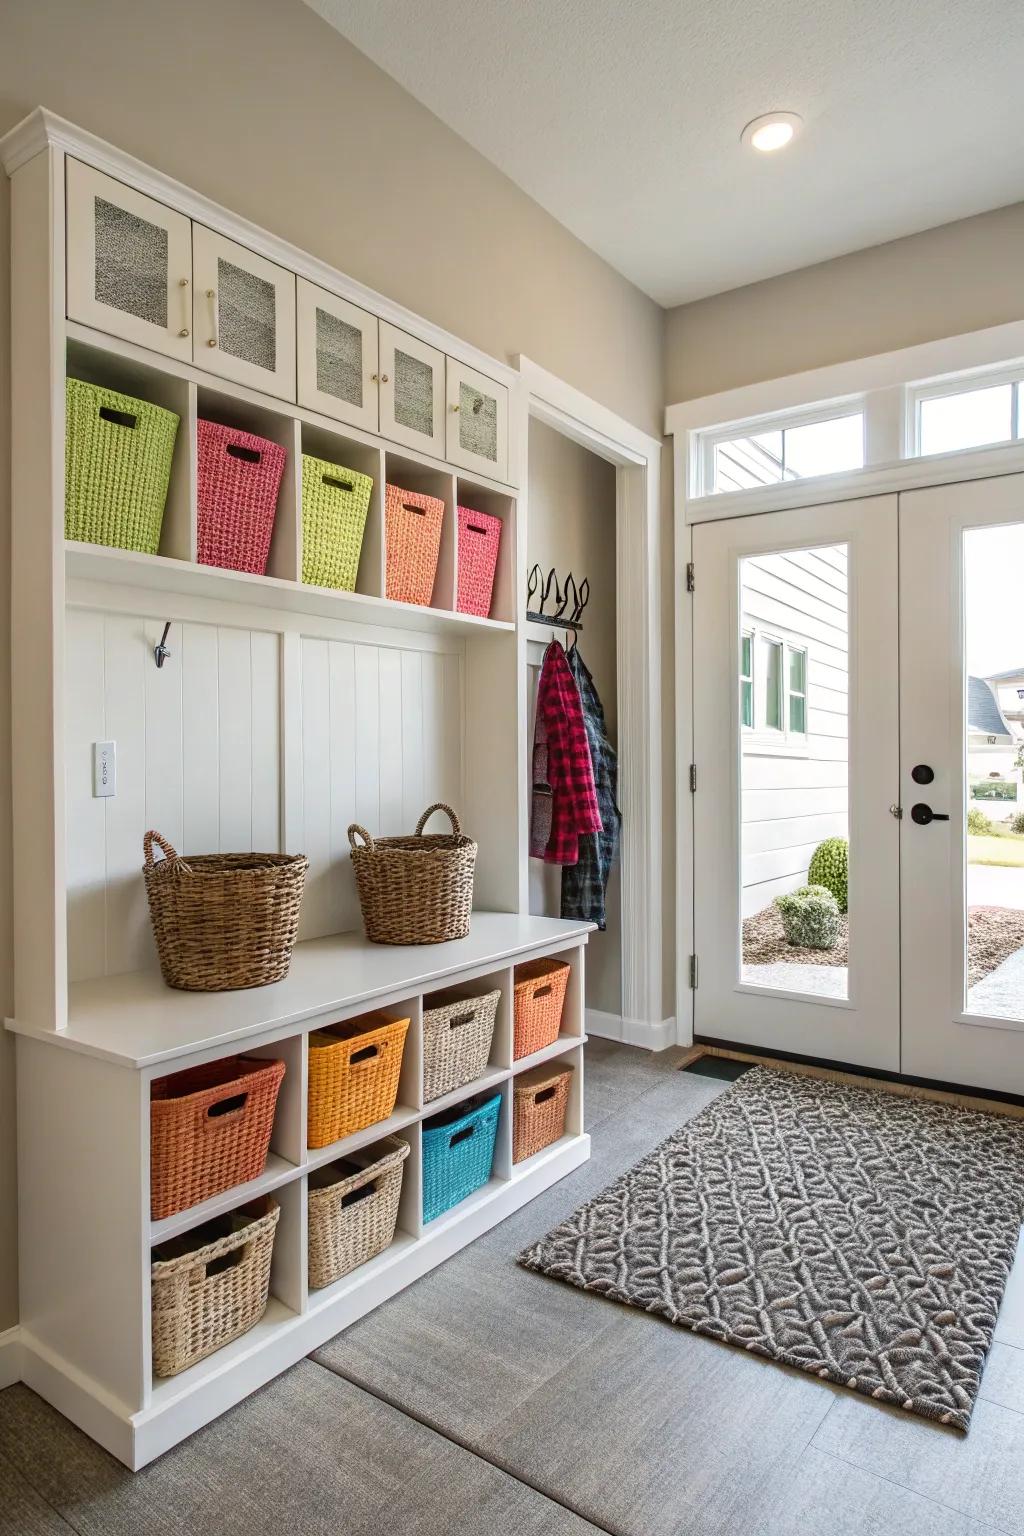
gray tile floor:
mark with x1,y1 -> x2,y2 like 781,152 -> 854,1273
2,1039 -> 1023,1536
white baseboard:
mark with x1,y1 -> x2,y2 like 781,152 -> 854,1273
586,1010 -> 678,1052
0,1325 -> 23,1390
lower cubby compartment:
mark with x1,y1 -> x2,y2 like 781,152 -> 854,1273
421,1088 -> 504,1225
307,1135 -> 410,1290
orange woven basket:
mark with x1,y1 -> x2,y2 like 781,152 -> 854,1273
513,958 -> 570,1060
385,484 -> 444,605
150,1056 -> 286,1220
308,1012 -> 410,1149
513,1062 -> 573,1163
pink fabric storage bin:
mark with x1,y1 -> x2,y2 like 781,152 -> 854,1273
457,506 -> 502,617
196,420 -> 287,575
385,484 -> 444,605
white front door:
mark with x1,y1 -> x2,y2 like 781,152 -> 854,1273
691,494 -> 901,1071
901,473 -> 1024,1094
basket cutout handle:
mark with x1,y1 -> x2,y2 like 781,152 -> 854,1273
350,1042 -> 380,1066
206,1091 -> 248,1121
99,404 -> 138,429
449,1013 -> 475,1030
449,1122 -> 476,1148
401,501 -> 427,516
533,1085 -> 557,1105
143,830 -> 192,875
204,1243 -> 250,1280
466,522 -> 488,536
348,823 -> 375,853
533,984 -> 553,1000
227,442 -> 262,464
415,803 -> 462,837
340,1180 -> 379,1210
323,473 -> 354,492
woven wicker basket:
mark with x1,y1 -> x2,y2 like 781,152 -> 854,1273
348,804 -> 476,945
307,1136 -> 409,1289
307,1012 -> 410,1149
513,1062 -> 573,1163
385,484 -> 444,605
143,831 -> 308,992
301,452 -> 373,591
421,1091 -> 501,1224
513,957 -> 570,1059
422,987 -> 500,1103
151,1196 -> 279,1377
150,1054 -> 286,1220
456,505 -> 502,617
65,378 -> 179,553
196,419 -> 287,575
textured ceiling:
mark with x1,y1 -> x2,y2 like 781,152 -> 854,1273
305,0 -> 1024,306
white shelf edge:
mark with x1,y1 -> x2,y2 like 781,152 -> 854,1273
511,1033 -> 586,1074
419,1064 -> 510,1119
304,1105 -> 422,1172
147,1297 -> 299,1411
305,1230 -> 420,1314
510,1131 -> 583,1181
149,1153 -> 301,1245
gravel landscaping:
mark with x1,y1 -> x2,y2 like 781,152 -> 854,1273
742,902 -> 1024,987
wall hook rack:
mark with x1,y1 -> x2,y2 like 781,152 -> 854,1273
525,564 -> 590,634
154,621 -> 172,669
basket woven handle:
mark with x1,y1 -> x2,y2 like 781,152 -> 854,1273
348,824 -> 375,853
144,830 -> 191,874
415,803 -> 461,837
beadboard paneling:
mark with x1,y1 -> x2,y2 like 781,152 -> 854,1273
66,609 -> 282,981
294,637 -> 464,940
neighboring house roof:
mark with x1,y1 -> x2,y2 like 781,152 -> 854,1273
967,675 -> 1013,738
985,666 -> 1024,683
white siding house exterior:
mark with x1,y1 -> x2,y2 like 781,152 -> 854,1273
740,546 -> 849,916
967,671 -> 1020,821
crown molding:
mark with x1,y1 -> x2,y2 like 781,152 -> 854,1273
0,107 -> 521,394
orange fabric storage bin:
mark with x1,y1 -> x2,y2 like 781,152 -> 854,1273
385,484 -> 444,605
308,1011 -> 410,1148
150,1055 -> 286,1220
513,957 -> 570,1060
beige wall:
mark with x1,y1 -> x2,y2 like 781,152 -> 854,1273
0,0 -> 665,1334
527,419 -> 620,1017
0,174 -> 15,1335
665,201 -> 1024,402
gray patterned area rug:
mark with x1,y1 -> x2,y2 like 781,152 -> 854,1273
518,1066 -> 1024,1430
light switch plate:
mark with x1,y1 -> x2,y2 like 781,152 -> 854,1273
93,740 -> 116,797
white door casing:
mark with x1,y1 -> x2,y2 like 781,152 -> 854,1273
692,495 -> 900,1071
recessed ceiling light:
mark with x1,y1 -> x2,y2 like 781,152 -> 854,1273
742,111 -> 803,153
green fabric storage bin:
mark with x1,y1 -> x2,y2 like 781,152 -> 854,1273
301,453 -> 373,591
65,378 -> 180,553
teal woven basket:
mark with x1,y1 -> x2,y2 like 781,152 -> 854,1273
301,453 -> 373,591
65,378 -> 180,553
421,1091 -> 501,1224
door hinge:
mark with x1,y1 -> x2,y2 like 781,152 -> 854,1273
686,562 -> 695,593
689,954 -> 698,990
689,763 -> 697,793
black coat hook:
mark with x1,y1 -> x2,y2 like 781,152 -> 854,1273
154,622 -> 172,669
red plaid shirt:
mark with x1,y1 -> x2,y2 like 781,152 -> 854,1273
533,641 -> 602,865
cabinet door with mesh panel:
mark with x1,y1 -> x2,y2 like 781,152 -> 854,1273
192,225 -> 296,401
445,359 -> 508,483
66,160 -> 193,362
378,323 -> 445,457
297,280 -> 380,433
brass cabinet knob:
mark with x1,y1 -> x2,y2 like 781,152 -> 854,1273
451,403 -> 460,412
381,373 -> 389,384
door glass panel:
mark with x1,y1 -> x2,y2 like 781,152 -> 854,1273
459,380 -> 498,463
963,523 -> 1024,1021
393,348 -> 434,438
94,196 -> 168,328
217,258 -> 276,372
739,545 -> 850,999
315,307 -> 363,407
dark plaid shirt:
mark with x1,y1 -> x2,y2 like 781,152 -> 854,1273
532,640 -> 602,866
561,647 -> 620,929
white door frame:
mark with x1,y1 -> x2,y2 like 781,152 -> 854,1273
516,358 -> 666,1048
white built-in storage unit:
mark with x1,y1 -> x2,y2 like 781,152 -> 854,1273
2,109 -> 591,1469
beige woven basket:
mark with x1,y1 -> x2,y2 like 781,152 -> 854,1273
307,1136 -> 410,1290
513,1062 -> 573,1163
143,831 -> 308,991
348,804 -> 476,945
151,1196 -> 279,1377
422,987 -> 500,1103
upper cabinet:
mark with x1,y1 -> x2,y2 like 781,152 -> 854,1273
191,226 -> 296,401
66,161 -> 193,362
378,323 -> 445,457
446,360 -> 509,482
296,279 -> 379,433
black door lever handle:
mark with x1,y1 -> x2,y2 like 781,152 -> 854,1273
910,803 -> 950,825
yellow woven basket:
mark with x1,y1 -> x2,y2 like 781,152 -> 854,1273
307,1011 -> 410,1149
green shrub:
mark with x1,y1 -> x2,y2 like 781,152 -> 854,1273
1009,811 -> 1024,836
807,837 -> 848,914
967,807 -> 994,836
774,885 -> 841,950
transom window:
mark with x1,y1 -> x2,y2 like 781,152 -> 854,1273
916,376 -> 1024,456
705,410 -> 865,495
